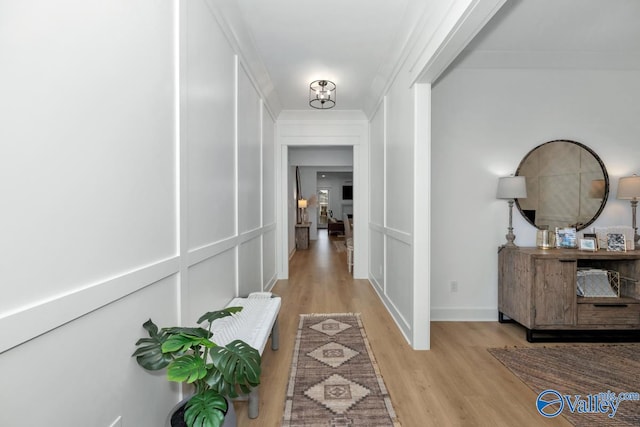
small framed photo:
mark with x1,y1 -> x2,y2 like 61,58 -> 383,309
583,233 -> 598,249
579,238 -> 597,251
607,233 -> 626,252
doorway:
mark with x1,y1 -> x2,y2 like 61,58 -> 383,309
279,143 -> 368,280
317,188 -> 329,228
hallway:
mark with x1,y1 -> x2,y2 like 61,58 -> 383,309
235,231 -> 569,426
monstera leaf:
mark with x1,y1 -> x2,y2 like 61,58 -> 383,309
167,354 -> 208,384
184,390 -> 227,427
197,307 -> 243,325
206,340 -> 261,397
131,319 -> 173,370
162,331 -> 214,354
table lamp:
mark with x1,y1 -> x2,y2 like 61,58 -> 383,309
617,174 -> 640,247
298,199 -> 308,223
497,176 -> 527,247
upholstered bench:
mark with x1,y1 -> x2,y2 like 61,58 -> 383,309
210,292 -> 281,419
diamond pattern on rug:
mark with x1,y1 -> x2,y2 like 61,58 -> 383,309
304,374 -> 371,415
309,318 -> 352,336
307,342 -> 359,368
330,415 -> 354,427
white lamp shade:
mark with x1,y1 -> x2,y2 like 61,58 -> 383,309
496,176 -> 527,199
298,199 -> 308,208
617,175 -> 640,200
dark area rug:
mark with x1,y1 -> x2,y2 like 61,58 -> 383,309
488,344 -> 640,426
283,313 -> 400,426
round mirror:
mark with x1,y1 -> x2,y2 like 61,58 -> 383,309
515,139 -> 609,231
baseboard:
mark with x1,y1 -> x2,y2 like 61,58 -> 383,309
430,307 -> 498,321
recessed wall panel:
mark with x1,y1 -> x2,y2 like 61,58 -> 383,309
238,65 -> 262,232
385,74 -> 414,233
386,237 -> 413,329
186,0 -> 236,249
370,104 -> 385,226
370,229 -> 384,291
239,237 -> 262,296
0,275 -> 178,426
0,0 -> 176,313
263,111 -> 276,225
187,249 -> 236,321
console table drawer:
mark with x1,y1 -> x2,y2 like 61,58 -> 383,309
577,302 -> 640,325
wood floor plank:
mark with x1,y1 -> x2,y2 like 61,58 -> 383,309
234,231 -> 571,426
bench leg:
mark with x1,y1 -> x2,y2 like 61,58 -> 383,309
271,317 -> 279,351
248,386 -> 259,419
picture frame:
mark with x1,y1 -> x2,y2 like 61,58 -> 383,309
607,233 -> 626,252
579,238 -> 597,251
583,232 -> 598,250
555,227 -> 578,249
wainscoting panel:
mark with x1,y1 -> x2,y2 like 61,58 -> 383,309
369,227 -> 385,292
238,63 -> 262,234
385,236 -> 413,335
186,248 -> 237,320
0,274 -> 179,426
0,256 -> 180,354
238,235 -> 262,296
262,225 -> 277,290
185,0 -> 236,250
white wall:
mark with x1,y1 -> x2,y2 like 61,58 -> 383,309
431,66 -> 640,321
0,1 -> 277,425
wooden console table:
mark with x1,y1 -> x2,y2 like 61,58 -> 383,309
295,223 -> 310,250
498,247 -> 640,342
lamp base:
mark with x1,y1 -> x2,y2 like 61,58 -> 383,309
502,200 -> 518,248
504,228 -> 518,248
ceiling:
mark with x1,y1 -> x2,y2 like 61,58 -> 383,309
228,0 -> 640,113
233,0 -> 415,111
455,0 -> 640,70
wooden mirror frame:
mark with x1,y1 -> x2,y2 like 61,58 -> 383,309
515,140 -> 609,231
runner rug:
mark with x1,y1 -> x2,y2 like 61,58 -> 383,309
283,313 -> 400,426
488,344 -> 640,426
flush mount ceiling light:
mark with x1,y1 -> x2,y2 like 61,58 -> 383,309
309,80 -> 336,109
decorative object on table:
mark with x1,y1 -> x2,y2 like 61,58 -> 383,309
576,268 -> 620,297
536,228 -> 555,249
297,198 -> 308,224
496,175 -> 527,248
309,80 -> 336,109
282,313 -> 400,426
617,174 -> 640,248
582,232 -> 598,249
578,238 -> 597,251
132,308 -> 261,427
594,226 -> 634,251
555,227 -> 577,249
488,344 -> 640,426
607,233 -> 627,252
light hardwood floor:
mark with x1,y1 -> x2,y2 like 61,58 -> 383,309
235,231 -> 570,426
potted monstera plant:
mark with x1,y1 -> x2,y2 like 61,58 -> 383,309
132,307 -> 261,427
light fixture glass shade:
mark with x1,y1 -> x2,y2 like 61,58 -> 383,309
617,175 -> 640,200
309,80 -> 336,109
298,199 -> 308,208
496,176 -> 527,199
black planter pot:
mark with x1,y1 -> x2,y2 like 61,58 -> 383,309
166,397 -> 236,427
